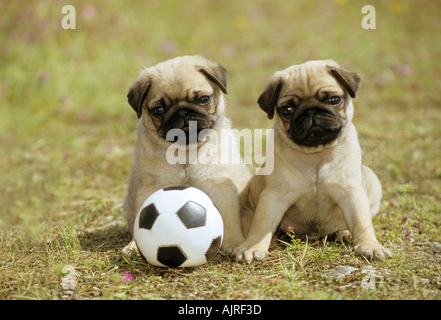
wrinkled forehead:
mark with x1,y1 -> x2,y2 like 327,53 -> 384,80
147,64 -> 215,104
278,63 -> 344,100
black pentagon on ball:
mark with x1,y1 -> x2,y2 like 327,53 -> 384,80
177,201 -> 206,229
205,235 -> 222,262
138,203 -> 159,230
157,246 -> 188,268
163,186 -> 189,191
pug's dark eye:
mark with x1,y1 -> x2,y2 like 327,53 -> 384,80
328,96 -> 341,105
281,106 -> 293,117
152,107 -> 164,116
198,96 -> 211,105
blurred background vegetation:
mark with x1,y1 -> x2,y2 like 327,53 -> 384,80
1,0 -> 440,236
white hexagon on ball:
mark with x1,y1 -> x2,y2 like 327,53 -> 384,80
133,186 -> 224,268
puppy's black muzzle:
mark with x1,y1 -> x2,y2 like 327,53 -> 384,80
159,105 -> 214,144
289,104 -> 343,148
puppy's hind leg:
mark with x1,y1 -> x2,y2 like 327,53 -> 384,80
362,165 -> 382,217
238,183 -> 254,237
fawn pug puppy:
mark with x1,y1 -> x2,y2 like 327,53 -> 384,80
123,55 -> 250,255
235,60 -> 392,263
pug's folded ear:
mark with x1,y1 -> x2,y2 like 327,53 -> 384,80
328,65 -> 361,99
257,75 -> 283,120
127,75 -> 151,119
196,62 -> 228,95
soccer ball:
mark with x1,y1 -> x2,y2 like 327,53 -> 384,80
133,186 -> 224,268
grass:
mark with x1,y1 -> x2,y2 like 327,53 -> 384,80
1,0 -> 440,300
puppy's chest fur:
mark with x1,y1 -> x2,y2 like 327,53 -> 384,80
276,151 -> 348,236
137,121 -> 238,188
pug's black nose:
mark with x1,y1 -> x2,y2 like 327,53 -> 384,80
306,109 -> 317,119
177,109 -> 188,119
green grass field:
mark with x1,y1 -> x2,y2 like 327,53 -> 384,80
1,0 -> 440,300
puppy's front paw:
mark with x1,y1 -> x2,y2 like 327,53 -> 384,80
233,242 -> 269,264
121,239 -> 141,257
354,240 -> 392,260
220,235 -> 245,254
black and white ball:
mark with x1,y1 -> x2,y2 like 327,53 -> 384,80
134,186 -> 223,268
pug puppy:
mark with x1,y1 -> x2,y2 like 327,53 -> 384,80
122,55 -> 250,255
234,60 -> 392,263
